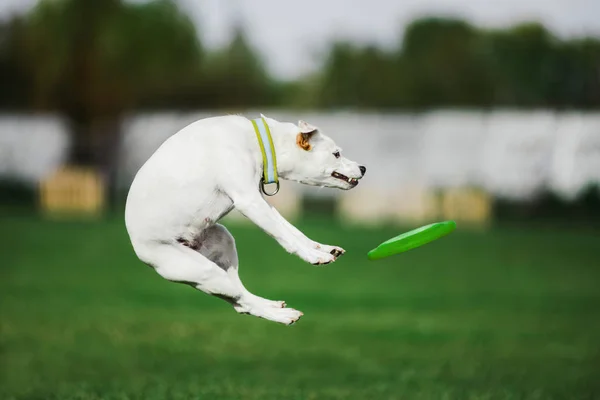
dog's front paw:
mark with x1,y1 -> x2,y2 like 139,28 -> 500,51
316,244 -> 346,258
297,247 -> 336,266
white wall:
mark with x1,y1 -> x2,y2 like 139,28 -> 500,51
0,114 -> 69,185
2,110 -> 599,203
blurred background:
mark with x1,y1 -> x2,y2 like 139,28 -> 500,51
1,1 -> 599,399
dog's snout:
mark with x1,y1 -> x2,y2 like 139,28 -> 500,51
359,165 -> 366,177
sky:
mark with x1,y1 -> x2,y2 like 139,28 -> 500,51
2,0 -> 600,80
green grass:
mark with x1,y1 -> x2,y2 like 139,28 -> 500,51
1,210 -> 599,399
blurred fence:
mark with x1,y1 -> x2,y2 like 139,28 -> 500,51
1,110 -> 599,225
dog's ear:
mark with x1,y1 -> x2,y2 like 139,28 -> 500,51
298,120 -> 318,134
296,120 -> 318,151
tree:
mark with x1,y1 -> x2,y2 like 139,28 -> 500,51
554,38 -> 600,108
316,17 -> 496,109
399,17 -> 494,108
317,43 -> 399,109
16,0 -> 203,194
199,27 -> 275,109
0,17 -> 31,109
482,23 -> 559,107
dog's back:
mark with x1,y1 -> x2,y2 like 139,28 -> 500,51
124,115 -> 253,246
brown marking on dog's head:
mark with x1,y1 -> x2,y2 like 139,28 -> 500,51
296,120 -> 318,151
296,132 -> 312,151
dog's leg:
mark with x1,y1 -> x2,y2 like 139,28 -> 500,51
142,236 -> 303,325
139,242 -> 244,300
233,193 -> 337,265
194,224 -> 288,309
270,208 -> 345,258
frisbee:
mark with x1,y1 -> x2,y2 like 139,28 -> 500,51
367,220 -> 457,260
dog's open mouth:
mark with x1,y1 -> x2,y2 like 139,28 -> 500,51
332,171 -> 359,187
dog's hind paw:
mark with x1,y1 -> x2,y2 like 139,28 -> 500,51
274,300 -> 287,308
246,294 -> 286,309
238,305 -> 304,325
261,307 -> 304,325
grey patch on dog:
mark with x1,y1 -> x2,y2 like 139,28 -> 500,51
180,224 -> 238,272
210,251 -> 230,271
172,279 -> 198,288
213,293 -> 239,305
176,237 -> 202,251
172,280 -> 238,304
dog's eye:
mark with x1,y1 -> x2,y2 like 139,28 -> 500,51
333,151 -> 341,159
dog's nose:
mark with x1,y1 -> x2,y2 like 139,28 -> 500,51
359,165 -> 366,177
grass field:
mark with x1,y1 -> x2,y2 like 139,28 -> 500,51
1,209 -> 599,399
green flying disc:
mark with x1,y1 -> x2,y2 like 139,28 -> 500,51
367,220 -> 457,260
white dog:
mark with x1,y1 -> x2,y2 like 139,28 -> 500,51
125,114 -> 366,325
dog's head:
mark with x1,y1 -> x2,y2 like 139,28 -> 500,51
277,118 -> 366,190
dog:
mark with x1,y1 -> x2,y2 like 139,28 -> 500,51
124,114 -> 366,325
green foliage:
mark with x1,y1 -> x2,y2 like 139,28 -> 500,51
316,18 -> 600,109
16,0 -> 203,114
198,28 -> 277,109
0,8 -> 599,113
399,18 -> 493,108
317,43 -> 400,109
480,23 -> 557,106
0,0 -> 208,165
0,17 -> 30,109
98,0 -> 204,107
1,212 -> 599,399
